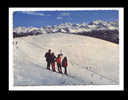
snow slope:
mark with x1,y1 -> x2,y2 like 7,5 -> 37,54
13,33 -> 119,86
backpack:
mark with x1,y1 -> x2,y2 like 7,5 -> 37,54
62,59 -> 67,67
56,57 -> 61,64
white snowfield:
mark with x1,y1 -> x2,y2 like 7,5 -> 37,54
13,33 -> 119,86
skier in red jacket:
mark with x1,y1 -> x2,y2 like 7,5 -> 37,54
62,56 -> 68,75
56,54 -> 62,73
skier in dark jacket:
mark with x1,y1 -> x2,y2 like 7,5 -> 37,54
56,54 -> 62,73
62,56 -> 68,75
44,49 -> 52,70
51,52 -> 56,72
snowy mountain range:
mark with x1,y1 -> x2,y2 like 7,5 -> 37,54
13,20 -> 119,43
14,20 -> 118,34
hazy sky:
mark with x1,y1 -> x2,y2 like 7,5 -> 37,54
13,10 -> 118,28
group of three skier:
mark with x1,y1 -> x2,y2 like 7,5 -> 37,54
44,49 -> 68,75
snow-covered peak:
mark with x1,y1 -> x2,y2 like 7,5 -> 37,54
13,20 -> 118,34
89,20 -> 107,25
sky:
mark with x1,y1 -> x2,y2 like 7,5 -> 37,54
13,10 -> 118,28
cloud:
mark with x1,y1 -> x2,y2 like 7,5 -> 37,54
57,16 -> 63,20
60,12 -> 70,16
56,12 -> 72,20
56,12 -> 71,20
20,11 -> 45,16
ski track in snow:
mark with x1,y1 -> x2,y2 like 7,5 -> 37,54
13,33 -> 119,86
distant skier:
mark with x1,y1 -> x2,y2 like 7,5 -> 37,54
44,49 -> 52,70
16,41 -> 18,45
62,56 -> 68,75
51,52 -> 56,72
16,41 -> 18,48
56,54 -> 62,73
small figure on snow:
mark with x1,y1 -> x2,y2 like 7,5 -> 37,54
62,56 -> 68,75
16,41 -> 18,45
16,41 -> 18,48
44,49 -> 52,70
51,52 -> 56,72
56,54 -> 62,73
